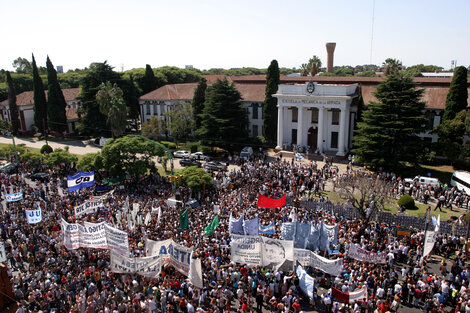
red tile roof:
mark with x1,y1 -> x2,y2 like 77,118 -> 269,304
0,88 -> 81,106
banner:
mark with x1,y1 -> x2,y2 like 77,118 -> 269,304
257,194 -> 286,208
332,287 -> 368,304
104,224 -> 130,254
259,221 -> 275,235
310,252 -> 343,277
6,191 -> 23,202
243,217 -> 259,236
320,223 -> 338,251
230,234 -> 262,266
348,244 -> 386,264
80,221 -> 107,249
25,207 -> 42,224
188,256 -> 203,289
306,223 -> 321,251
67,171 -> 95,192
261,236 -> 294,270
0,242 -> 6,263
111,251 -> 162,277
61,219 -> 80,250
294,248 -> 312,267
74,198 -> 104,217
296,264 -> 315,299
295,222 -> 311,249
229,213 -> 244,235
423,230 -> 436,257
281,222 -> 296,241
145,239 -> 192,276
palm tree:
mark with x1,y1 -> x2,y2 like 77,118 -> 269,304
96,82 -> 128,138
382,58 -> 403,76
300,55 -> 322,76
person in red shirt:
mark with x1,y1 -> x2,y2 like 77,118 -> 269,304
292,299 -> 301,312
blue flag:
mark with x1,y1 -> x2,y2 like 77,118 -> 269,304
243,217 -> 259,236
259,221 -> 275,235
229,213 -> 244,235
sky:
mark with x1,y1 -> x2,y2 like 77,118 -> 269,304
1,0 -> 469,72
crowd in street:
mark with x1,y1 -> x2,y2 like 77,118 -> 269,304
1,152 -> 470,313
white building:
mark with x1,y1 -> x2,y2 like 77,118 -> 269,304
274,82 -> 358,156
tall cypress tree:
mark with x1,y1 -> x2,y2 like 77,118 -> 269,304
46,56 -> 68,133
6,71 -> 21,134
263,60 -> 280,143
443,66 -> 468,121
353,73 -> 427,170
142,64 -> 158,94
192,78 -> 207,130
32,54 -> 48,133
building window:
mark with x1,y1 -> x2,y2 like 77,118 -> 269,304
332,110 -> 340,125
291,129 -> 297,144
311,108 -> 318,123
292,107 -> 298,123
252,104 -> 258,120
146,104 -> 151,115
252,125 -> 258,137
331,132 -> 338,149
424,110 -> 435,129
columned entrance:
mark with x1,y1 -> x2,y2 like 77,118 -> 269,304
307,127 -> 317,149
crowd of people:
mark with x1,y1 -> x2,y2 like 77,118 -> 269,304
1,151 -> 469,313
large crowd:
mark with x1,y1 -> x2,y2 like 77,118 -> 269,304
1,151 -> 469,313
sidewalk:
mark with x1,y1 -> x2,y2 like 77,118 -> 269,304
0,135 -> 101,155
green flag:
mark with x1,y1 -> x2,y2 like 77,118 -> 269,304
180,209 -> 188,230
204,215 -> 219,236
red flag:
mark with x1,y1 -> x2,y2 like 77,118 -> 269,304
257,194 -> 286,208
331,287 -> 367,304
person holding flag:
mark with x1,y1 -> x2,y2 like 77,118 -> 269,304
204,214 -> 219,236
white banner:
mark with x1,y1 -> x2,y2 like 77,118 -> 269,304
261,236 -> 294,270
104,223 -> 130,254
294,248 -> 312,267
230,234 -> 262,266
61,219 -> 80,250
80,222 -> 107,249
310,252 -> 343,277
74,198 -> 104,217
111,251 -> 162,277
349,288 -> 368,303
6,191 -> 23,202
146,239 -> 193,276
189,255 -> 204,289
348,244 -> 386,264
423,230 -> 436,257
25,207 -> 42,224
296,264 -> 315,299
0,242 -> 6,263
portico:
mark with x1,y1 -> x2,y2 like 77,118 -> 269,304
274,82 -> 358,157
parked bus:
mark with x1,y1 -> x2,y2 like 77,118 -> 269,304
450,171 -> 470,194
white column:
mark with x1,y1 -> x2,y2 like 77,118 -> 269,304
277,106 -> 284,148
297,106 -> 304,147
317,107 -> 325,153
337,108 -> 348,156
150,103 -> 155,116
157,103 -> 161,116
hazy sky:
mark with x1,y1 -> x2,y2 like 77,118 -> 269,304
1,0 -> 468,72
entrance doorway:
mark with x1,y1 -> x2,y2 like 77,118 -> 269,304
307,127 -> 317,151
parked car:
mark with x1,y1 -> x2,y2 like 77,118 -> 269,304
190,152 -> 210,161
240,146 -> 253,160
173,150 -> 190,158
29,172 -> 50,182
404,176 -> 439,187
179,159 -> 201,167
204,161 -> 227,172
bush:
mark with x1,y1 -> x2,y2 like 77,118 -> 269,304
188,142 -> 199,153
397,195 -> 416,210
40,144 -> 53,154
160,141 -> 176,150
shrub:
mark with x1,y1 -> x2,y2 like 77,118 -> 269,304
397,195 -> 416,210
40,144 -> 53,154
160,141 -> 177,150
188,142 -> 199,153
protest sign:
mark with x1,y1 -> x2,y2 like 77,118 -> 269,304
80,222 -> 107,249
294,248 -> 312,267
348,244 -> 386,264
111,251 -> 161,277
145,238 -> 192,276
104,223 -> 130,254
230,234 -> 262,266
6,191 -> 23,202
25,207 -> 42,224
296,264 -> 315,299
261,236 -> 294,270
61,219 -> 80,250
74,198 -> 104,217
310,252 -> 343,276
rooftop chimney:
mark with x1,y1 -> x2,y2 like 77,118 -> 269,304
326,42 -> 336,73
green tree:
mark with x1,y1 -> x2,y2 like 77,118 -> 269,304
101,136 -> 164,176
382,58 -> 403,76
353,73 -> 427,170
196,79 -> 248,145
46,56 -> 68,133
32,54 -> 48,134
12,57 -> 32,74
21,151 -> 43,167
192,78 -> 207,130
126,74 -> 140,130
300,55 -> 322,76
164,103 -> 194,143
96,82 -> 128,138
175,166 -> 214,193
6,71 -> 20,135
45,147 -> 78,166
77,62 -> 121,137
142,64 -> 158,94
263,60 -> 280,143
443,66 -> 468,121
141,116 -> 167,140
77,152 -> 103,171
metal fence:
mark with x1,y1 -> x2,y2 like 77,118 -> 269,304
289,199 -> 467,236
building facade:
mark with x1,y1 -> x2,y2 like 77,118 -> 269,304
274,82 -> 358,156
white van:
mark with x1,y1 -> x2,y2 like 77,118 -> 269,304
450,171 -> 470,194
240,146 -> 253,160
404,176 -> 440,187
